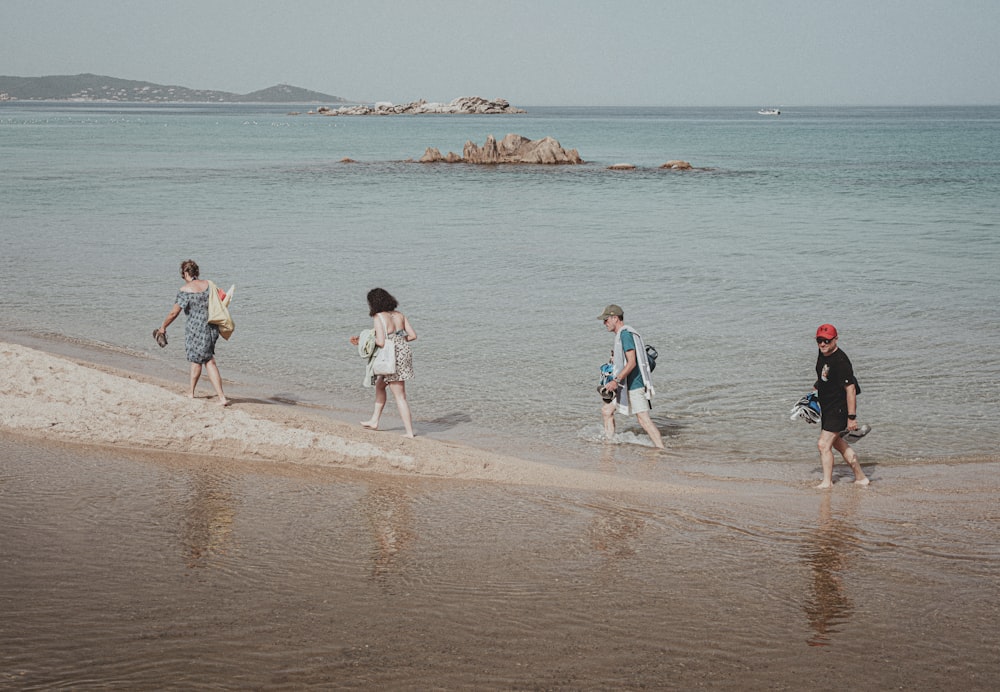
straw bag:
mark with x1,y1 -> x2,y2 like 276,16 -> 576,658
206,280 -> 235,340
372,314 -> 396,375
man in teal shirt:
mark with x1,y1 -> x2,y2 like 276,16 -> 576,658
599,304 -> 664,449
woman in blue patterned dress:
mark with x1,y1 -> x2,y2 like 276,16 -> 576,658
155,259 -> 230,406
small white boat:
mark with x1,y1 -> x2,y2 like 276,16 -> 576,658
758,108 -> 781,116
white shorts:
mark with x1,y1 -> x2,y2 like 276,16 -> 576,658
625,387 -> 650,414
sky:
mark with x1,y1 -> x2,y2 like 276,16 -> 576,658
3,0 -> 999,106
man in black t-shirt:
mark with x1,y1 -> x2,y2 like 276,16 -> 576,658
813,324 -> 870,488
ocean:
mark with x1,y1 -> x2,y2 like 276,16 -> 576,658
3,101 -> 1000,688
2,102 -> 999,473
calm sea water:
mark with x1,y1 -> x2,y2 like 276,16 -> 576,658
2,103 -> 999,469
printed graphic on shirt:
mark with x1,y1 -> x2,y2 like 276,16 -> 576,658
821,364 -> 830,382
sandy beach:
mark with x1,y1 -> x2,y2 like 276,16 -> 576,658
0,340 -> 697,495
2,337 -> 998,689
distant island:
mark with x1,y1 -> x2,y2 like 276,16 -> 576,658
313,97 -> 525,116
0,73 -> 350,104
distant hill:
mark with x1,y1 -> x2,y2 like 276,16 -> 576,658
0,74 -> 351,104
237,83 -> 348,103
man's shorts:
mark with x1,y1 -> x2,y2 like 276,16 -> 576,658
627,386 -> 651,414
821,405 -> 848,433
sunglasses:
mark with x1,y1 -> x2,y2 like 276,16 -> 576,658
816,337 -> 835,345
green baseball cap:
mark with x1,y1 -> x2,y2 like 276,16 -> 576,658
598,304 -> 623,320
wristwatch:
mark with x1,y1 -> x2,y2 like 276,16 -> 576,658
847,414 -> 857,420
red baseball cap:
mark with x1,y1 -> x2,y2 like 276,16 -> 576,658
816,324 -> 838,339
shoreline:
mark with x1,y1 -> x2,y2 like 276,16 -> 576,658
0,337 -> 706,496
3,330 -> 996,491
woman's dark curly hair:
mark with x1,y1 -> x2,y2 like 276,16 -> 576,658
367,287 -> 398,316
180,259 -> 199,279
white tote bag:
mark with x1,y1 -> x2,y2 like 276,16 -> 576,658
372,314 -> 396,376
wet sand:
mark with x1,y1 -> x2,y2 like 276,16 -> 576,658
2,340 -> 998,689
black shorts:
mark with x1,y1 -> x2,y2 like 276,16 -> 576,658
821,406 -> 848,433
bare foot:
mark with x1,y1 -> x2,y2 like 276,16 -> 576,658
402,432 -> 415,439
219,399 -> 231,408
360,421 -> 378,430
848,461 -> 869,485
816,480 -> 833,489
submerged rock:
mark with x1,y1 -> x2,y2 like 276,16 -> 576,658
661,160 -> 693,170
608,163 -> 636,170
420,133 -> 582,165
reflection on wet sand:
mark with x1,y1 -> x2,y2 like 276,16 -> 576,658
182,471 -> 237,569
801,492 -> 861,646
3,434 -> 998,690
589,503 -> 646,560
360,484 -> 415,584
592,445 -> 650,566
597,444 -> 619,473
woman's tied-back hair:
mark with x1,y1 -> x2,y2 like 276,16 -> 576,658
367,287 -> 398,316
180,259 -> 200,279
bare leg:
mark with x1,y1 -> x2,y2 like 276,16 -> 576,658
189,363 -> 203,398
636,411 -> 665,449
834,435 -> 869,485
816,430 -> 838,488
388,381 -> 414,437
361,378 -> 387,429
203,358 -> 229,406
601,401 -> 617,440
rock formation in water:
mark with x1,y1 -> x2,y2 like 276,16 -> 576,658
419,134 -> 583,165
316,96 -> 526,116
610,160 -> 694,170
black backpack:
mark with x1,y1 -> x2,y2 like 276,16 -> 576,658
645,344 -> 659,372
